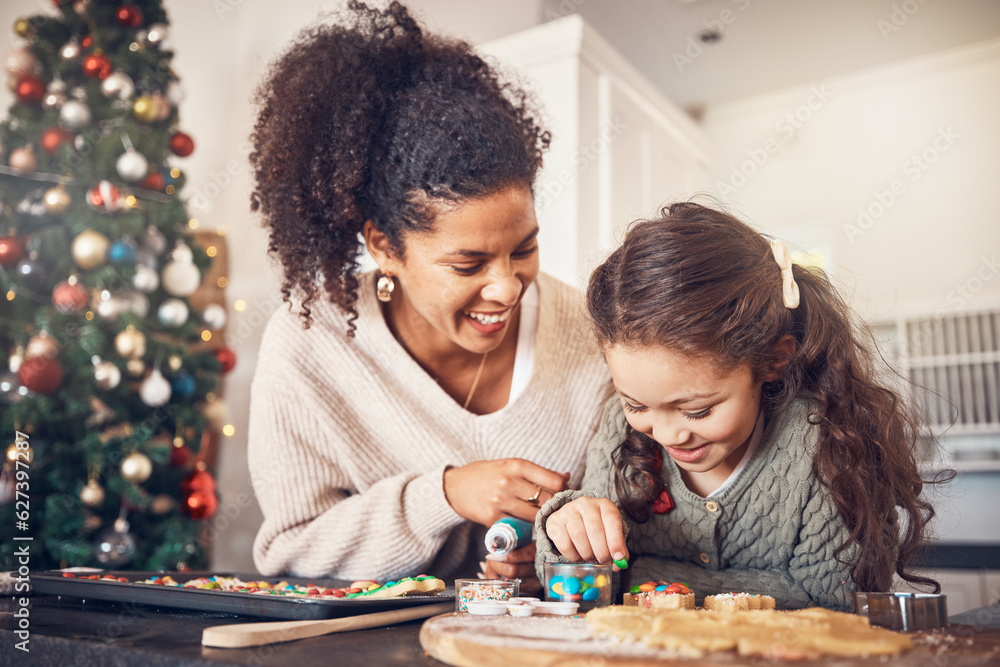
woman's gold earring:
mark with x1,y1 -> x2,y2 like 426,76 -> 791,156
376,274 -> 395,303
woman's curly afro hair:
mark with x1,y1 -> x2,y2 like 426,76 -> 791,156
249,1 -> 551,330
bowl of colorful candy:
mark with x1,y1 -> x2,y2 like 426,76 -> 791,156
454,578 -> 519,612
543,563 -> 611,611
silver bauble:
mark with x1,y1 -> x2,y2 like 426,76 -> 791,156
157,298 -> 190,327
93,360 -> 122,389
115,148 -> 148,182
133,264 -> 160,293
135,247 -> 158,269
59,40 -> 81,61
100,70 -> 134,99
94,518 -> 136,566
94,292 -> 125,321
122,291 -> 150,318
42,91 -> 67,110
139,371 -> 171,407
138,225 -> 167,254
146,23 -> 169,45
201,303 -> 227,330
59,99 -> 91,131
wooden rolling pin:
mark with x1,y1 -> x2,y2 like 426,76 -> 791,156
202,601 -> 453,648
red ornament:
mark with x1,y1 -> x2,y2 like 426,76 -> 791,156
41,127 -> 74,155
87,180 -> 124,212
81,35 -> 93,49
18,357 -> 63,394
214,347 -> 236,374
180,468 -> 216,495
183,488 -> 218,520
169,132 -> 195,157
0,236 -> 26,268
82,53 -> 113,79
169,444 -> 192,468
16,77 -> 45,105
139,170 -> 165,191
116,4 -> 144,28
52,280 -> 89,314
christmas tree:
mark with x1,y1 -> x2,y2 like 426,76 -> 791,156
0,1 -> 232,572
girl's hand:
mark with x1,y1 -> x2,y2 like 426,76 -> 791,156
481,543 -> 541,593
544,497 -> 629,570
443,459 -> 569,526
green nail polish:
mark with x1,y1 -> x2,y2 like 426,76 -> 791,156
613,557 -> 628,569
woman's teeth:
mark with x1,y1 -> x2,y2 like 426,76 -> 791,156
464,310 -> 510,325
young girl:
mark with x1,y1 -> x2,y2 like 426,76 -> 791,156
534,202 -> 942,611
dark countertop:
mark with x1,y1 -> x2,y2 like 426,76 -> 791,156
4,594 -> 999,666
1,595 -> 447,666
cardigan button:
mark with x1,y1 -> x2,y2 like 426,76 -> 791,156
699,552 -> 710,564
705,501 -> 719,513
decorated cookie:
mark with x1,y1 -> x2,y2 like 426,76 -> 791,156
703,592 -> 776,611
622,580 -> 695,610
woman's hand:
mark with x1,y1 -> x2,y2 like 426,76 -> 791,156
443,458 -> 569,526
545,497 -> 629,570
481,543 -> 541,593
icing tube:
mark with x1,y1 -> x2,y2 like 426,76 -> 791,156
484,517 -> 533,555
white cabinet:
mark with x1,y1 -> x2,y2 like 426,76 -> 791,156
482,15 -> 712,288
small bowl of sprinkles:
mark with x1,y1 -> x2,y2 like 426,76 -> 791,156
454,578 -> 519,612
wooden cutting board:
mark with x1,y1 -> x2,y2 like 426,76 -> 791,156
419,612 -> 1000,667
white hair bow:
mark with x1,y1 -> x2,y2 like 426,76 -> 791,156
770,240 -> 800,309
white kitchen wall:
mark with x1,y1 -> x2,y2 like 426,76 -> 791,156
701,38 -> 1000,322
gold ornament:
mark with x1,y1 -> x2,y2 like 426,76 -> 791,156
114,324 -> 146,359
43,184 -> 72,214
133,95 -> 158,123
25,331 -> 59,360
126,358 -> 146,377
9,145 -> 37,175
80,479 -> 105,507
168,355 -> 183,371
84,514 -> 103,532
71,229 -> 110,270
93,360 -> 122,390
120,451 -> 152,483
151,494 -> 175,515
14,18 -> 32,38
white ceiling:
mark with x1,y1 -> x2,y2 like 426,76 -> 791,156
540,0 -> 1000,110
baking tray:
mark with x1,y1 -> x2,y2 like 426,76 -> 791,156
29,570 -> 455,620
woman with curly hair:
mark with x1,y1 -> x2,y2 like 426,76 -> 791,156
534,202 -> 945,610
246,1 -> 611,589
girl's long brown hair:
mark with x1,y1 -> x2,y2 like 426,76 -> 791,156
587,201 -> 947,593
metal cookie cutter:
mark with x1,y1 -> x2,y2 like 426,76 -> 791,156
854,592 -> 948,631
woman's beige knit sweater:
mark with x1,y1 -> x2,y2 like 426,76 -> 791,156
248,271 -> 613,581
